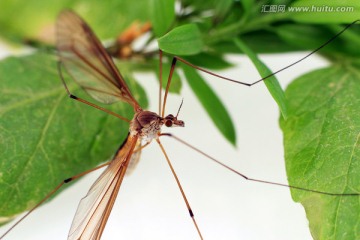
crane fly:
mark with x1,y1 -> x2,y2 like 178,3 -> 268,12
58,10 -> 193,240
0,10 -> 359,240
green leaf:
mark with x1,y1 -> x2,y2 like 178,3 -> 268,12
233,38 -> 288,119
0,0 -> 152,42
0,53 -> 147,222
212,0 -> 233,23
182,64 -> 236,145
158,24 -> 204,55
240,0 -> 254,13
149,0 -> 175,37
289,0 -> 360,23
280,65 -> 360,240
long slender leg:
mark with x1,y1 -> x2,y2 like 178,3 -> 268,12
0,162 -> 111,239
158,50 -> 163,116
159,51 -> 252,118
160,133 -> 360,197
57,61 -> 130,123
156,139 -> 204,240
160,19 -> 359,114
159,53 -> 251,116
161,57 -> 177,118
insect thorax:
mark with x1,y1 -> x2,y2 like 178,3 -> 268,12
130,110 -> 163,142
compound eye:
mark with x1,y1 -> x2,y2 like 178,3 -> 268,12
165,120 -> 173,127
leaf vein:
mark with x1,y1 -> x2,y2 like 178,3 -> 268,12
2,93 -> 65,210
0,87 -> 64,115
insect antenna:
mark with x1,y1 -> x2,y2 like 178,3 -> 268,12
175,98 -> 184,118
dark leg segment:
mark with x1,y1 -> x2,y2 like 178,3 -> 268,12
156,139 -> 204,240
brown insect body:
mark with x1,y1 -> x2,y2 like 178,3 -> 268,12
130,110 -> 184,141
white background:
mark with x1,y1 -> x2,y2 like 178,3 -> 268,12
0,41 -> 329,240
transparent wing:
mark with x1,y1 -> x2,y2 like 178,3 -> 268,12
126,139 -> 142,175
68,135 -> 138,240
56,10 -> 140,110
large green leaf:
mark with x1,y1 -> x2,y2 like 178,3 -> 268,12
182,64 -> 236,145
280,65 -> 360,240
0,53 -> 147,222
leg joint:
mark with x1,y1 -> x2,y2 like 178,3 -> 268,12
189,209 -> 194,217
64,177 -> 73,183
69,94 -> 78,99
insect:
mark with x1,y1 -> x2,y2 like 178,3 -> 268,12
0,10 -> 359,240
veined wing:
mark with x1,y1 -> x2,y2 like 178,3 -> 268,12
56,10 -> 141,111
68,135 -> 138,240
126,139 -> 142,175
